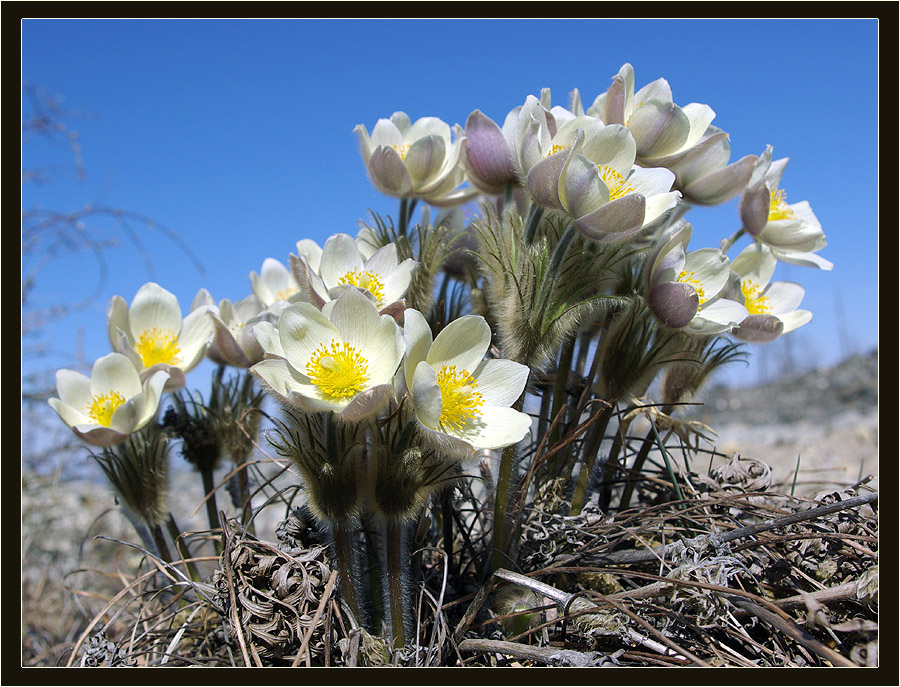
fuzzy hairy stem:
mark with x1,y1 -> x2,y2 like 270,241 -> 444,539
384,518 -> 410,647
490,394 -> 525,572
330,521 -> 364,626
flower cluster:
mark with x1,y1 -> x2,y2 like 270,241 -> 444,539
47,62 -> 833,650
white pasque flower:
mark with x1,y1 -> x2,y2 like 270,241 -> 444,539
108,282 -> 214,390
585,63 -> 756,206
250,288 -> 404,421
49,352 -> 170,447
728,243 -> 813,342
250,257 -> 301,310
586,62 -> 717,162
402,308 -> 532,455
354,111 -> 478,206
647,223 -> 748,335
193,290 -> 274,368
291,232 -> 416,314
739,145 -> 832,270
526,123 -> 679,242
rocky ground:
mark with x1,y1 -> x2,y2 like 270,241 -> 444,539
684,348 -> 879,495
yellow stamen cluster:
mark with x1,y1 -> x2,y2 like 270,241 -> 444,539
741,279 -> 772,315
134,328 -> 182,367
677,271 -> 707,305
306,340 -> 369,400
339,269 -> 385,304
86,391 -> 127,427
599,165 -> 636,200
768,188 -> 797,221
545,142 -> 570,157
436,365 -> 484,431
392,143 -> 412,160
275,286 -> 299,302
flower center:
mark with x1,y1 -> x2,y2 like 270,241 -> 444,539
545,142 -> 570,157
338,268 -> 385,304
677,270 -> 707,305
134,328 -> 182,367
86,391 -> 127,427
275,286 -> 298,302
741,279 -> 772,315
392,143 -> 411,160
768,188 -> 796,221
306,340 -> 369,400
599,165 -> 635,201
436,365 -> 484,431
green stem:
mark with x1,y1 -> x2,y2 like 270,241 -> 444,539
549,334 -> 576,445
720,227 -> 747,254
569,401 -> 615,515
491,394 -> 525,573
649,421 -> 684,503
398,197 -> 418,238
167,514 -> 201,582
331,521 -> 363,626
200,468 -> 221,553
523,204 -> 544,245
235,458 -> 255,536
617,426 -> 656,512
150,523 -> 173,565
364,524 -> 384,630
440,490 -> 457,581
384,518 -> 409,648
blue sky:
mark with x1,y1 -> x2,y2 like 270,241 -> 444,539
22,18 -> 880,388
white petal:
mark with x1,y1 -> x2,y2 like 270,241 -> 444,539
128,282 -> 183,338
732,243 -> 777,286
683,248 -> 731,297
365,315 -> 404,384
779,309 -> 813,334
320,233 -> 364,291
329,288 -> 382,353
251,357 -> 311,405
426,315 -> 491,373
411,360 -> 443,429
109,395 -> 142,433
339,384 -> 394,422
295,238 -> 323,272
107,295 -> 131,348
402,308 -> 434,390
48,396 -> 89,428
363,242 -> 400,274
771,249 -> 834,271
55,368 -> 93,410
452,406 -> 532,450
91,352 -> 142,399
278,302 -> 339,370
379,258 -> 416,305
177,306 -> 215,370
138,369 -> 171,427
642,190 -> 680,226
764,281 -> 806,314
679,103 -> 716,151
471,359 -> 529,408
628,166 -> 676,197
